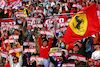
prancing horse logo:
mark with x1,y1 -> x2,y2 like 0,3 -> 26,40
73,16 -> 84,30
69,13 -> 87,36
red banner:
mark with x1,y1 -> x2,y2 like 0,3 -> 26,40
97,4 -> 100,28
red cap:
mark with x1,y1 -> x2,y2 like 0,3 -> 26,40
88,58 -> 94,62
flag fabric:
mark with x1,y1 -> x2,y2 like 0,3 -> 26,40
97,4 -> 100,27
63,4 -> 100,44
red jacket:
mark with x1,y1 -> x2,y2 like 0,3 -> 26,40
38,37 -> 53,59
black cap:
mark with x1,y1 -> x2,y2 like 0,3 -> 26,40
93,43 -> 100,45
76,41 -> 82,44
22,1 -> 26,4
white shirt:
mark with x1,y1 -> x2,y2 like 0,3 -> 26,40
11,63 -> 20,67
9,54 -> 22,67
91,50 -> 100,60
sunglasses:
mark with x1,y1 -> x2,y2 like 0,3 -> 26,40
13,59 -> 17,61
58,56 -> 62,57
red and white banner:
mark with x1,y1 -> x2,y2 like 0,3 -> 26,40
72,4 -> 77,7
57,15 -> 67,23
94,59 -> 100,66
70,54 -> 78,60
33,10 -> 43,13
9,25 -> 19,29
56,27 -> 67,33
32,24 -> 43,28
49,52 -> 62,56
4,39 -> 15,43
62,63 -> 75,67
9,48 -> 22,53
0,0 -> 5,8
70,54 -> 86,61
1,19 -> 16,30
0,51 -> 8,58
15,12 -> 25,17
62,3 -> 68,6
40,30 -> 54,36
72,3 -> 82,8
23,41 -> 36,46
44,15 -> 67,29
30,56 -> 43,61
26,17 -> 41,26
17,6 -> 24,10
1,19 -> 15,25
24,48 -> 36,53
5,0 -> 22,9
59,22 -> 69,27
9,35 -> 19,39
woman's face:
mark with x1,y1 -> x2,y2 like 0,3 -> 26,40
13,57 -> 18,63
43,41 -> 48,47
9,7 -> 12,11
14,30 -> 19,35
2,58 -> 6,64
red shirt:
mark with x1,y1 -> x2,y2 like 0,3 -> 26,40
38,37 -> 53,59
8,12 -> 12,18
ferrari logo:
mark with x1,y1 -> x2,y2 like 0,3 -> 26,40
69,13 -> 87,36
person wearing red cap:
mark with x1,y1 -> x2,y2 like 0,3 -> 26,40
87,58 -> 94,67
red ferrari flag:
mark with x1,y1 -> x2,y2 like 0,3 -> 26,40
63,4 -> 100,44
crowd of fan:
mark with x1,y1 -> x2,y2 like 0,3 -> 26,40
0,0 -> 100,67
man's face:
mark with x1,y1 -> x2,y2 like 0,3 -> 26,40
30,5 -> 33,9
94,45 -> 100,49
82,2 -> 85,6
14,30 -> 19,35
69,50 -> 73,53
25,53 -> 28,56
60,37 -> 63,41
9,7 -> 12,11
28,26 -> 32,30
76,42 -> 82,48
43,41 -> 48,47
88,61 -> 94,66
57,5 -> 60,9
73,46 -> 79,52
64,0 -> 66,2
22,3 -> 26,7
13,57 -> 18,63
